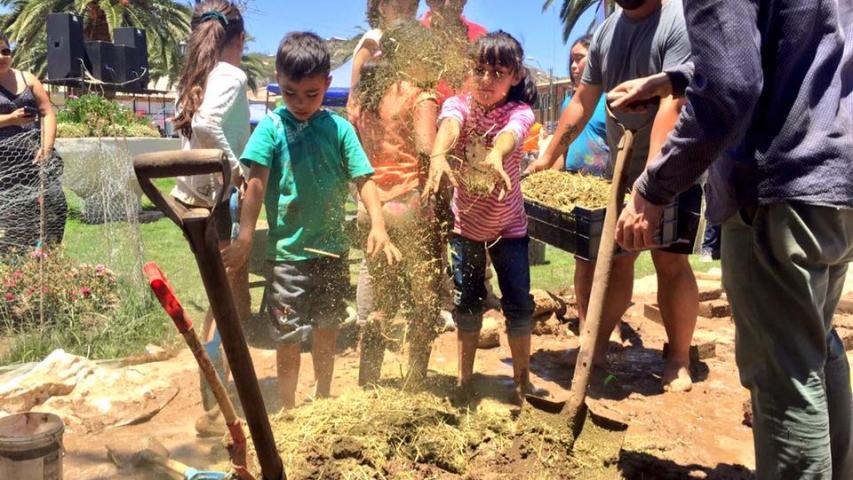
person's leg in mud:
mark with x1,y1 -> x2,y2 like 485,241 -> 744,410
722,204 -> 853,479
311,255 -> 350,400
267,259 -> 317,410
356,257 -> 387,387
450,234 -> 488,396
651,249 -> 698,393
356,201 -> 413,386
404,213 -> 443,389
654,184 -> 703,393
276,341 -> 301,410
488,236 -> 538,405
563,254 -> 636,368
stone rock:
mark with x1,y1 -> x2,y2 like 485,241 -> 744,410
478,314 -> 502,349
532,313 -> 562,336
531,289 -> 565,317
698,299 -> 731,318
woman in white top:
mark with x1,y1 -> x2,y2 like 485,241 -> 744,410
170,0 -> 250,428
347,0 -> 419,122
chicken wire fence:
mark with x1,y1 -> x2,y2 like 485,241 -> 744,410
0,125 -> 148,331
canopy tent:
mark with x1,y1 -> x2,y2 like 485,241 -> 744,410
264,58 -> 353,114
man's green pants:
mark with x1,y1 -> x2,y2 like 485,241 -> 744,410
722,202 -> 853,479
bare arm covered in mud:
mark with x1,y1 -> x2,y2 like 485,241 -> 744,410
355,176 -> 403,265
482,131 -> 517,199
422,117 -> 462,197
524,83 -> 602,174
413,97 -> 439,161
222,163 -> 268,272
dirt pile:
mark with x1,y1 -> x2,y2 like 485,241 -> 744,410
269,385 -> 621,479
522,170 -> 614,211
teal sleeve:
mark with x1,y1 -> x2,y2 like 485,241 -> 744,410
240,114 -> 278,169
560,96 -> 571,113
338,119 -> 374,180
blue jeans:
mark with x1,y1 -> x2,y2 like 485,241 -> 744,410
450,234 -> 534,337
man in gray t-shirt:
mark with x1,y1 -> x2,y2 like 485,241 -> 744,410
583,0 -> 691,183
526,0 -> 699,394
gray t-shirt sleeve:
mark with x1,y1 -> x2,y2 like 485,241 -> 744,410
661,7 -> 692,70
581,26 -> 605,86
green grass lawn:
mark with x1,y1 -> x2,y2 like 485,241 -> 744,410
1,179 -> 719,364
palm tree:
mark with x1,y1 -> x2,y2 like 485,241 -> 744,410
543,0 -> 615,43
0,0 -> 191,86
240,52 -> 271,93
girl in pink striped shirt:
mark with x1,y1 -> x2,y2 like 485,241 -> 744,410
423,31 -> 540,405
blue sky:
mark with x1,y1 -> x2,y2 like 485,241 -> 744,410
241,0 -> 600,77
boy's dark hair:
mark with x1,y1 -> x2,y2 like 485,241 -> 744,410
276,32 -> 331,81
471,30 -> 538,106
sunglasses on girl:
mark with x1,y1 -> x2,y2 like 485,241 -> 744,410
0,49 -> 12,57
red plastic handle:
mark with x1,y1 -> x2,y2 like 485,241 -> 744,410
143,262 -> 193,333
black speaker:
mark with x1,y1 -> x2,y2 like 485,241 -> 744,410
114,27 -> 149,91
112,45 -> 135,87
84,41 -> 117,84
46,13 -> 85,80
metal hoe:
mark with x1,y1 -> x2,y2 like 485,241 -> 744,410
133,149 -> 286,480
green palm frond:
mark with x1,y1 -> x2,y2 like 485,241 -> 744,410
241,52 -> 271,93
543,0 -> 611,43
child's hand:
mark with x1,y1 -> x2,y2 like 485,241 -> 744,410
366,227 -> 403,265
222,236 -> 252,272
422,154 -> 458,200
482,149 -> 513,201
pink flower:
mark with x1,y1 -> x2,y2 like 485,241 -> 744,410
95,264 -> 105,273
30,248 -> 45,259
3,279 -> 15,289
13,271 -> 23,280
80,287 -> 92,298
4,292 -> 13,302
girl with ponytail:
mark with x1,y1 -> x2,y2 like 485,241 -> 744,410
170,0 -> 251,434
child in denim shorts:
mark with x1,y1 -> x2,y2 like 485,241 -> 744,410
223,32 -> 400,410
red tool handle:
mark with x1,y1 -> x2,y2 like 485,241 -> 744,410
143,262 -> 193,333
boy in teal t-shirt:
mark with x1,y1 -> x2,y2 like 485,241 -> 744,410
223,32 -> 401,410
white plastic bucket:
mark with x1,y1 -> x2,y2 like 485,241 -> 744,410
0,412 -> 64,480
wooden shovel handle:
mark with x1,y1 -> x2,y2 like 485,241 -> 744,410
133,149 -> 231,228
566,115 -> 636,416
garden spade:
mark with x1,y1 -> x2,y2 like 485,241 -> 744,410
523,104 -> 637,446
133,149 -> 285,480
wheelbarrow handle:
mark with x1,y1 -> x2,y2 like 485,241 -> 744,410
143,262 -> 192,333
133,149 -> 231,229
